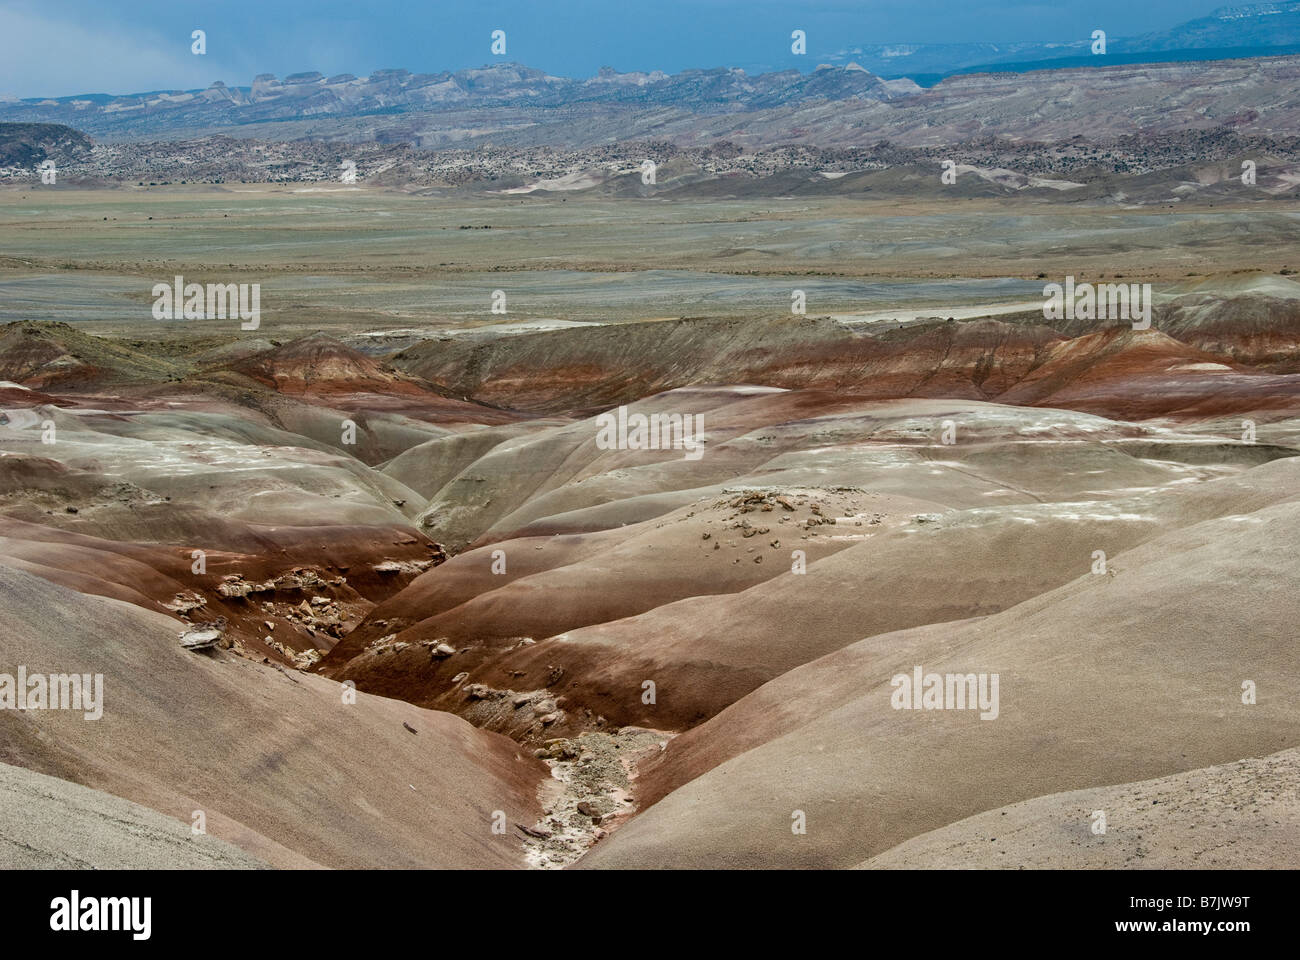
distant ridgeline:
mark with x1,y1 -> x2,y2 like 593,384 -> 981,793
5,1 -> 1300,140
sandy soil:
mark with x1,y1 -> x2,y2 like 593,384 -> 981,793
578,495 -> 1300,868
0,563 -> 545,868
0,760 -> 268,869
861,749 -> 1300,869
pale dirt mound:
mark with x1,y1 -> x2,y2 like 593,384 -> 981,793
250,395 -> 466,468
1157,294 -> 1300,372
0,563 -> 545,868
412,388 -> 1167,552
322,396 -> 1298,735
209,334 -> 528,464
605,458 -> 1300,794
576,499 -> 1300,869
998,327 -> 1300,419
224,332 -> 433,397
859,748 -> 1300,869
472,510 -> 1144,732
413,385 -> 787,550
325,531 -> 612,662
0,760 -> 269,869
0,321 -> 183,390
318,489 -> 880,730
446,494 -> 1179,734
383,419 -> 568,500
0,403 -> 424,529
461,387 -> 890,543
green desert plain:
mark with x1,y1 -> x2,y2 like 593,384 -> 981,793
3,185 -> 1298,339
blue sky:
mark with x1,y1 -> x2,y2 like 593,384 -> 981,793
1,0 -> 1227,98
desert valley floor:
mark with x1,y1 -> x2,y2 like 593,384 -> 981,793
0,185 -> 1297,868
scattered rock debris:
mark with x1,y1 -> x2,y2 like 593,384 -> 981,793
165,592 -> 207,615
179,628 -> 222,651
178,618 -> 229,652
372,556 -> 441,576
519,727 -> 673,869
699,487 -> 884,553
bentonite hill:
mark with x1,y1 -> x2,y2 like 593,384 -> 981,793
1,0 -> 1298,881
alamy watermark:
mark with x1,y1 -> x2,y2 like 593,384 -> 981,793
50,891 -> 150,940
1043,276 -> 1152,330
595,405 -> 705,461
890,665 -> 999,720
152,276 -> 260,329
0,667 -> 103,720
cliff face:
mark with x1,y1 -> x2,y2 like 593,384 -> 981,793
5,50 -> 1300,149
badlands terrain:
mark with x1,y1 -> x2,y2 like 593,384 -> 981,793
0,176 -> 1297,869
